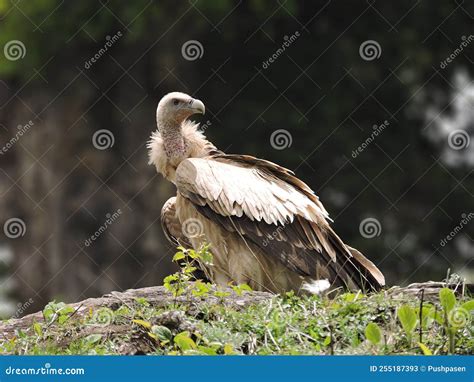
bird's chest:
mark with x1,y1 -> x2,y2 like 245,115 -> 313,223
164,143 -> 190,182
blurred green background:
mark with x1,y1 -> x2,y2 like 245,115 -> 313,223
0,0 -> 472,316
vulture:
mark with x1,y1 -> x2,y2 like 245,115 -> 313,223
148,92 -> 385,294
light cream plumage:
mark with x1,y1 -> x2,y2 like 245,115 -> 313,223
148,92 -> 385,294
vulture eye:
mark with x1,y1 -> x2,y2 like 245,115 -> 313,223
173,99 -> 179,105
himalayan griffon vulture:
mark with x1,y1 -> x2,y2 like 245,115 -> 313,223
148,92 -> 385,294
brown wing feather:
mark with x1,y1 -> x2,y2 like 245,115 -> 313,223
175,154 -> 385,291
161,196 -> 191,247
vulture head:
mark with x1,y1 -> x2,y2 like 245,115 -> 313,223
150,92 -> 212,175
156,92 -> 205,127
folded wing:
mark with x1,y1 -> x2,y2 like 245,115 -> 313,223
175,154 -> 385,290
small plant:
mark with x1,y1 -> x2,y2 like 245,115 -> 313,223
173,331 -> 197,352
397,304 -> 417,345
163,245 -> 252,300
42,301 -> 75,325
231,283 -> 252,296
437,288 -> 473,353
364,322 -> 382,346
163,245 -> 213,298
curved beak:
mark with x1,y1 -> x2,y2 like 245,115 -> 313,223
191,99 -> 205,115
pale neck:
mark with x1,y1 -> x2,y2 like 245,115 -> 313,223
158,118 -> 186,158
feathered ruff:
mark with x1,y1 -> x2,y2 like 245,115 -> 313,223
147,120 -> 219,182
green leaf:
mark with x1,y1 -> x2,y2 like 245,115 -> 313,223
151,325 -> 173,342
343,292 -> 364,302
17,329 -> 27,339
460,300 -> 474,312
187,249 -> 199,259
223,343 -> 234,355
439,288 -> 456,313
415,305 -> 434,330
430,309 -> 444,325
231,283 -> 253,296
60,305 -> 75,315
134,297 -> 149,306
84,334 -> 102,345
323,335 -> 331,346
192,281 -> 211,296
132,319 -> 151,329
198,346 -> 218,355
174,331 -> 197,351
397,305 -> 417,335
172,252 -> 186,261
33,322 -> 43,337
58,315 -> 69,324
200,250 -> 213,265
365,322 -> 382,345
42,301 -> 58,321
183,265 -> 197,274
418,342 -> 432,355
163,274 -> 178,283
214,288 -> 231,298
